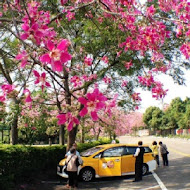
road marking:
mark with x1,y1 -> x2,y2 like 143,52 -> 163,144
140,185 -> 160,190
151,171 -> 167,190
169,148 -> 190,157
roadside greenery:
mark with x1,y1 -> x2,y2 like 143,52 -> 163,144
0,139 -> 113,190
143,97 -> 190,132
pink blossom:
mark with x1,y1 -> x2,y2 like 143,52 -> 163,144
31,127 -> 37,130
61,0 -> 68,5
15,50 -> 28,68
85,11 -> 93,18
1,84 -> 15,94
122,80 -> 128,87
103,77 -> 111,84
135,106 -> 139,110
117,51 -> 122,57
20,23 -> 43,44
152,65 -> 168,73
176,25 -> 183,37
0,12 -> 2,17
0,95 -> 5,102
78,88 -> 107,121
70,76 -> 82,87
98,17 -> 103,23
24,89 -> 32,103
33,70 -> 51,91
104,95 -> 118,117
66,11 -> 75,21
120,37 -> 133,52
138,74 -> 154,87
152,82 -> 168,99
102,56 -> 109,64
57,112 -> 79,131
40,39 -> 72,72
132,93 -> 141,102
125,60 -> 133,70
146,5 -> 156,17
82,74 -> 97,82
84,57 -> 93,66
151,52 -> 164,62
180,42 -> 190,59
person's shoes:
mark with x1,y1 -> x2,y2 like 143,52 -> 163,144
63,184 -> 70,189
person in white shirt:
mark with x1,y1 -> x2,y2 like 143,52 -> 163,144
133,141 -> 145,182
65,148 -> 83,189
65,142 -> 80,157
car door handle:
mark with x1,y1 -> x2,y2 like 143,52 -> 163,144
115,159 -> 120,162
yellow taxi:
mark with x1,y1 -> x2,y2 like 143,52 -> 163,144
57,143 -> 157,181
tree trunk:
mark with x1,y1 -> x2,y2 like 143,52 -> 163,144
96,128 -> 101,141
59,125 -> 65,145
49,137 -> 52,146
10,98 -> 20,145
10,117 -> 18,145
81,125 -> 85,143
68,126 -> 77,151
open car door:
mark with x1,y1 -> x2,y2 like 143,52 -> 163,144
98,146 -> 124,177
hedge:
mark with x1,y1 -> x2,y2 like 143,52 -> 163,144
0,139 -> 113,190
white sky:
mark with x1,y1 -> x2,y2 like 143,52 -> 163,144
138,70 -> 190,113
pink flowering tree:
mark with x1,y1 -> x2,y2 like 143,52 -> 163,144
0,0 -> 190,148
18,92 -> 59,144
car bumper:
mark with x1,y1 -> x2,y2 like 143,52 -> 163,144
57,165 -> 68,178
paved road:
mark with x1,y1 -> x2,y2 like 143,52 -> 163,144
27,136 -> 190,190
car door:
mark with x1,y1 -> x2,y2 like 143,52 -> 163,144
121,146 -> 137,174
98,146 -> 124,177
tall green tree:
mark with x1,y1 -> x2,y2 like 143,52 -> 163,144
143,106 -> 164,130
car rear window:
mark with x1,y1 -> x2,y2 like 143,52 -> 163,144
81,147 -> 103,157
144,147 -> 152,153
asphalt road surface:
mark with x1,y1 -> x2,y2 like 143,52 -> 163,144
25,136 -> 190,190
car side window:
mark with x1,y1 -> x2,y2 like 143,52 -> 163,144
125,147 -> 137,155
94,152 -> 102,158
102,147 -> 124,157
123,147 -> 130,155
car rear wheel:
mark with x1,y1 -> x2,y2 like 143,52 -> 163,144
80,167 -> 95,182
142,164 -> 148,175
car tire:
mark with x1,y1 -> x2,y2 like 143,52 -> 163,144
80,167 -> 95,182
142,164 -> 148,175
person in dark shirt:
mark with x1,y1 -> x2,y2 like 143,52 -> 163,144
133,141 -> 145,182
159,141 -> 169,166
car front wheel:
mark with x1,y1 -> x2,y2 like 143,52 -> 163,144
142,164 -> 148,175
80,167 -> 95,182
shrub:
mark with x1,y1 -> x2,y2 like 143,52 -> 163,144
0,145 -> 65,190
0,139 -> 112,190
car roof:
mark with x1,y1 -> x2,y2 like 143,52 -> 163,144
97,144 -> 150,148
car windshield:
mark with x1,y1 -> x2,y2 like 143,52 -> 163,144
81,147 -> 103,157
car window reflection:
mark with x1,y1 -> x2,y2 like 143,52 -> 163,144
102,147 -> 124,157
81,147 -> 103,157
